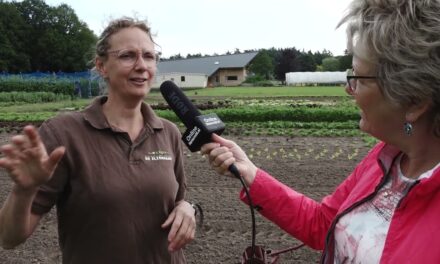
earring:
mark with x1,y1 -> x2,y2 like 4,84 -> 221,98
404,122 -> 413,136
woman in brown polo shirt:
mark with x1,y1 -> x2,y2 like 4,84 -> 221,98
0,17 -> 195,263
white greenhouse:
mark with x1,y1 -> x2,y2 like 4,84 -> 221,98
286,71 -> 346,85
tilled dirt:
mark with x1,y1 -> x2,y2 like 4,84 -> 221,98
0,132 -> 369,264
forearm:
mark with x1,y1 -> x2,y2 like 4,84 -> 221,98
0,185 -> 39,249
240,169 -> 330,249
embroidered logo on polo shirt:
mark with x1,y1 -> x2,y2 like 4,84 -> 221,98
145,150 -> 172,161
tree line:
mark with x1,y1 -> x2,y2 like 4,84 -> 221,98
163,48 -> 352,82
1,0 -> 351,81
0,0 -> 97,73
248,48 -> 352,81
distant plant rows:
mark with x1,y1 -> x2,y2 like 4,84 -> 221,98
156,105 -> 359,123
0,78 -> 100,99
0,92 -> 71,103
153,102 -> 366,138
0,87 -> 374,142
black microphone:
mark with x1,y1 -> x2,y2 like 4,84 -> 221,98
160,80 -> 225,152
160,81 -> 261,262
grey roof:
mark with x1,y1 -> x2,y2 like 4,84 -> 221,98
157,52 -> 259,76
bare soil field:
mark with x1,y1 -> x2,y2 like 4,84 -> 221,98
0,130 -> 370,263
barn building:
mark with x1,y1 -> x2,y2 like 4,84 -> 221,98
153,52 -> 258,88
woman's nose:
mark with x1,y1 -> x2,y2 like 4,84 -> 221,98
345,83 -> 355,96
134,57 -> 157,72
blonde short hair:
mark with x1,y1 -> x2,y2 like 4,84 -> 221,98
338,0 -> 440,136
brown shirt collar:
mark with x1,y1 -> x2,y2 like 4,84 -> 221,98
82,96 -> 164,130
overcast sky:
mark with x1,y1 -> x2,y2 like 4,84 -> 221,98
42,0 -> 353,58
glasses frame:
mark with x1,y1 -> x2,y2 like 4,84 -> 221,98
107,49 -> 160,68
346,69 -> 377,92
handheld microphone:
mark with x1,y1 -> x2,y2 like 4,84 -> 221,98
160,80 -> 262,263
159,80 -> 225,152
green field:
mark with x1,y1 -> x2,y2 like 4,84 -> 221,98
0,86 -> 350,113
0,85 -> 376,144
148,85 -> 348,99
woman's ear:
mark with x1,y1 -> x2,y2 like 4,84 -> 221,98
95,57 -> 107,78
405,101 -> 431,122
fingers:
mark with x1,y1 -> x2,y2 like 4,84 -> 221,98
211,133 -> 235,148
201,134 -> 236,155
168,217 -> 195,251
0,140 -> 32,170
11,135 -> 30,152
165,211 -> 181,244
212,152 -> 235,173
162,202 -> 196,252
0,127 -> 43,165
209,146 -> 233,164
203,145 -> 234,174
0,125 -> 64,182
23,125 -> 43,149
9,126 -> 39,151
46,146 -> 65,170
200,142 -> 220,155
161,211 -> 174,229
1,126 -> 40,158
0,146 -> 19,171
0,144 -> 18,161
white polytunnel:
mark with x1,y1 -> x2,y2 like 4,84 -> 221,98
286,71 -> 346,85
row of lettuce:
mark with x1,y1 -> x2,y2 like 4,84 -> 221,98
0,102 -> 365,138
0,79 -> 369,140
155,105 -> 364,137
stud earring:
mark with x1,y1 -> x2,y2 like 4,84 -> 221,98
404,122 -> 413,136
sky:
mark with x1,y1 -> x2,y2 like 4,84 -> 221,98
41,0 -> 353,58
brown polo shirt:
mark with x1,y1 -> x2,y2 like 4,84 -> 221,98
31,96 -> 187,264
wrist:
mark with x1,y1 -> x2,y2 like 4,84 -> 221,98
243,165 -> 258,186
190,203 -> 203,226
190,203 -> 198,216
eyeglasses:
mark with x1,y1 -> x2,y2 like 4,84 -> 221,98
346,69 -> 377,92
107,49 -> 160,68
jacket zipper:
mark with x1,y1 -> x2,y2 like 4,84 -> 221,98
395,180 -> 420,209
320,156 -> 424,263
320,161 -> 390,264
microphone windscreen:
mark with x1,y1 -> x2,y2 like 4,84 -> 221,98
160,81 -> 201,128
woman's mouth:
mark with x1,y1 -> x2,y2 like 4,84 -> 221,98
129,77 -> 148,85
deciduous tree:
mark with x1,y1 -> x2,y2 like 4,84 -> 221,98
249,50 -> 274,80
0,1 -> 30,72
1,0 -> 96,73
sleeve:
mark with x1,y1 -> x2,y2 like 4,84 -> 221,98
31,120 -> 70,215
169,123 -> 186,202
239,163 -> 365,250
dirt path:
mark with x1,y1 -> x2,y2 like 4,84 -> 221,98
0,134 -> 370,264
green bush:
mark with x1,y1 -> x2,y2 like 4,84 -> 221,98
254,80 -> 274,87
0,92 -> 71,103
0,79 -> 75,95
76,79 -> 100,98
243,75 -> 265,84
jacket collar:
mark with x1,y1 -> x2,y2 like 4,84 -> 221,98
377,143 -> 440,195
377,143 -> 401,175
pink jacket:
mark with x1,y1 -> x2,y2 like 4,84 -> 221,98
240,142 -> 440,263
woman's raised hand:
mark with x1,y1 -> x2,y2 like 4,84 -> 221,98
0,125 -> 65,192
